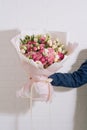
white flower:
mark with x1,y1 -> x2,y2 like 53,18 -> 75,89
43,34 -> 46,38
21,49 -> 26,54
34,37 -> 38,42
54,55 -> 59,62
62,49 -> 66,54
47,40 -> 52,46
52,44 -> 56,49
58,47 -> 62,52
43,49 -> 48,56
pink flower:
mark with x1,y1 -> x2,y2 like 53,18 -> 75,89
47,49 -> 55,65
58,52 -> 64,60
40,57 -> 46,64
40,36 -> 46,42
40,44 -> 45,50
36,54 -> 43,61
47,56 -> 54,64
32,41 -> 36,44
32,52 -> 43,61
32,54 -> 36,59
28,41 -> 32,44
48,48 -> 54,52
33,47 -> 38,51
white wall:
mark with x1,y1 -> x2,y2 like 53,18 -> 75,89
0,0 -> 87,130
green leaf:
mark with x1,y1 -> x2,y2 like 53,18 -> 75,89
31,35 -> 34,41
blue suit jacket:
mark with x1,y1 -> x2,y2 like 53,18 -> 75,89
49,60 -> 87,88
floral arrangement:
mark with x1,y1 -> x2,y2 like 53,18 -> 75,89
12,30 -> 77,102
20,34 -> 67,69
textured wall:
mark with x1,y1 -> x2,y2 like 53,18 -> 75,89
0,0 -> 87,130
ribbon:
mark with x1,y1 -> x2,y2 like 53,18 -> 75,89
16,75 -> 53,130
17,75 -> 53,102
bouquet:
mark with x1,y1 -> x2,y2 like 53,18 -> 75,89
11,30 -> 77,102
20,34 -> 67,68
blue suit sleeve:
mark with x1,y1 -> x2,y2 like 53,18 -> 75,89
49,60 -> 87,88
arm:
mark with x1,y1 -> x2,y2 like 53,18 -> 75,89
49,60 -> 87,88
